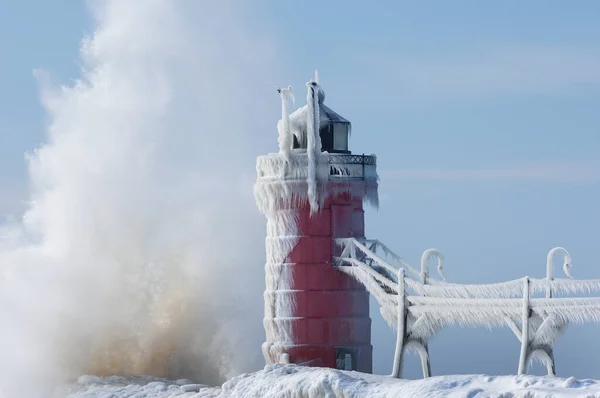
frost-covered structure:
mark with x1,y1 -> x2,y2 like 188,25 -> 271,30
254,72 -> 378,371
254,72 -> 600,380
334,238 -> 600,379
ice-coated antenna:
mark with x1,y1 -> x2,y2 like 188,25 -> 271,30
314,69 -> 320,84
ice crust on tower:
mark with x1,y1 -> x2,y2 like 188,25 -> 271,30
254,74 -> 378,364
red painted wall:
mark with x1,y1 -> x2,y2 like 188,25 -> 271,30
266,191 -> 372,372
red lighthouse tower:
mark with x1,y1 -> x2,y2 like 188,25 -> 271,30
254,74 -> 378,372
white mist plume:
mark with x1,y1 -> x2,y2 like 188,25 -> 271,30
0,0 -> 278,396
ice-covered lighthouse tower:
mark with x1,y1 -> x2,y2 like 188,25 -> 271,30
254,73 -> 378,372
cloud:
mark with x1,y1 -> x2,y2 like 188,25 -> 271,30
381,162 -> 600,183
353,46 -> 600,102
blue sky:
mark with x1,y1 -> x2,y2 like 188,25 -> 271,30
1,0 -> 600,380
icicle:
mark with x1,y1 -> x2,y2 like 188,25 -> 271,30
305,80 -> 321,214
277,86 -> 294,161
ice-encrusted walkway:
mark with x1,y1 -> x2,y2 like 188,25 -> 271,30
334,238 -> 600,378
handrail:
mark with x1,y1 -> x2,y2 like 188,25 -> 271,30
333,242 -> 600,379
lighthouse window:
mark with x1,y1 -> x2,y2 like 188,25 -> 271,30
319,124 -> 334,152
320,123 -> 349,153
333,124 -> 349,151
292,134 -> 302,149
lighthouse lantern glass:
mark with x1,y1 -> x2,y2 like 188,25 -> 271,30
333,123 -> 349,152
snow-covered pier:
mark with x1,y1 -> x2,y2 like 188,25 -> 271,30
335,238 -> 600,378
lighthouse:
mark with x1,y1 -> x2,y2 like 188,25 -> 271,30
254,73 -> 378,372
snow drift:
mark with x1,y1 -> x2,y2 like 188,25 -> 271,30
0,1 -> 278,396
68,365 -> 600,398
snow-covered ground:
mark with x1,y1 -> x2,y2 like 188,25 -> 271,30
67,365 -> 600,397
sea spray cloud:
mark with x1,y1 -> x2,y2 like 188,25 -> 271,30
0,0 -> 278,395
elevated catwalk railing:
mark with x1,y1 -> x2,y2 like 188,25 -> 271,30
334,238 -> 600,379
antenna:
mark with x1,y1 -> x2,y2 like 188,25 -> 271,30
314,69 -> 320,84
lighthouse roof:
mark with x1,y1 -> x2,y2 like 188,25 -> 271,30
288,101 -> 350,127
320,103 -> 350,124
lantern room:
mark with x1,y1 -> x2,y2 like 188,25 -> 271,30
318,102 -> 351,154
290,83 -> 352,154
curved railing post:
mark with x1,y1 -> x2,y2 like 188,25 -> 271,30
546,247 -> 572,298
421,248 -> 445,284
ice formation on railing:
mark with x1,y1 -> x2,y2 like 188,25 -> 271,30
305,79 -> 321,214
276,86 -> 294,162
333,238 -> 600,379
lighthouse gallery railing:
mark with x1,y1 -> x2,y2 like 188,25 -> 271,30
257,152 -> 377,181
334,238 -> 600,379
